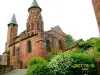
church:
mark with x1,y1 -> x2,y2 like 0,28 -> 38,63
1,0 -> 66,69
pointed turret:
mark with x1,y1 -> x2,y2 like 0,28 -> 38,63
28,0 -> 41,11
8,14 -> 17,26
27,0 -> 44,32
7,14 -> 18,46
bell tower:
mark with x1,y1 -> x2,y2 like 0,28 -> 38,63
27,0 -> 44,34
7,14 -> 18,46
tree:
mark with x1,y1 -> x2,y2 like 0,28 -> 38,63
78,41 -> 91,50
66,34 -> 74,46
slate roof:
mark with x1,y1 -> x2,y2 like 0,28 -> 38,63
28,0 -> 41,11
8,14 -> 17,26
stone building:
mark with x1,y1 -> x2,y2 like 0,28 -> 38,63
92,0 -> 100,35
1,0 -> 66,69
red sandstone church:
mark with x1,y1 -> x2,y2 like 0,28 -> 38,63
1,0 -> 66,69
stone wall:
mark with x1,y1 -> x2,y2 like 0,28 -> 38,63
92,0 -> 100,34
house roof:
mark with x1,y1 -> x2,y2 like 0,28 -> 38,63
28,0 -> 41,11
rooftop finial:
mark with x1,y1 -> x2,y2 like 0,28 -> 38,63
28,0 -> 41,11
8,14 -> 17,26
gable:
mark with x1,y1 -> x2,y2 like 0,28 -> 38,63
51,26 -> 65,36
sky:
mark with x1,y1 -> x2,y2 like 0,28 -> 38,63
0,0 -> 99,54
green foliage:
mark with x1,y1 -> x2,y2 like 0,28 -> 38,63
74,48 -> 84,53
47,52 -> 97,75
78,41 -> 91,50
0,65 -> 3,70
27,51 -> 97,75
66,34 -> 74,45
47,52 -> 73,75
46,52 -> 59,62
71,52 -> 97,75
71,52 -> 96,64
77,37 -> 100,53
27,57 -> 47,75
86,37 -> 100,51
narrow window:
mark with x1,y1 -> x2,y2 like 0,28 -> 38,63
4,54 -> 6,63
59,40 -> 62,50
31,23 -> 34,30
7,52 -> 10,65
12,47 -> 15,56
41,25 -> 42,31
37,23 -> 40,30
28,40 -> 32,53
16,47 -> 20,63
46,40 -> 51,52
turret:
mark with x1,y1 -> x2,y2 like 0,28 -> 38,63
27,0 -> 44,33
28,0 -> 41,12
7,14 -> 18,46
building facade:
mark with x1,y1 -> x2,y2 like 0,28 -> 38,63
1,0 -> 66,69
92,0 -> 100,35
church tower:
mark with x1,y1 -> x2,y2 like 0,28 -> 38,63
27,0 -> 44,34
7,14 -> 18,46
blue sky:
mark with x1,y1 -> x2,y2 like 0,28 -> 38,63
0,0 -> 99,54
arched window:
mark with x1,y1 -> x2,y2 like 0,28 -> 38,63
31,23 -> 34,30
28,40 -> 32,53
12,47 -> 15,56
46,40 -> 51,52
41,25 -> 42,31
37,22 -> 40,30
16,47 -> 20,63
27,23 -> 29,32
59,40 -> 62,50
7,51 -> 10,65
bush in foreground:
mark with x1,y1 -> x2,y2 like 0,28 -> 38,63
27,57 -> 47,75
27,52 -> 97,75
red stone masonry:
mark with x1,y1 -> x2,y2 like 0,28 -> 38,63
92,0 -> 100,34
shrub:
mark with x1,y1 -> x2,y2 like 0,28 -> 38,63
70,53 -> 97,75
87,37 -> 100,52
27,57 -> 48,75
78,41 -> 91,50
46,52 -> 59,62
47,52 -> 97,75
27,52 -> 97,75
47,52 -> 73,75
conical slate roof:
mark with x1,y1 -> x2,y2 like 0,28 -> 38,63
28,0 -> 41,11
8,14 -> 17,26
